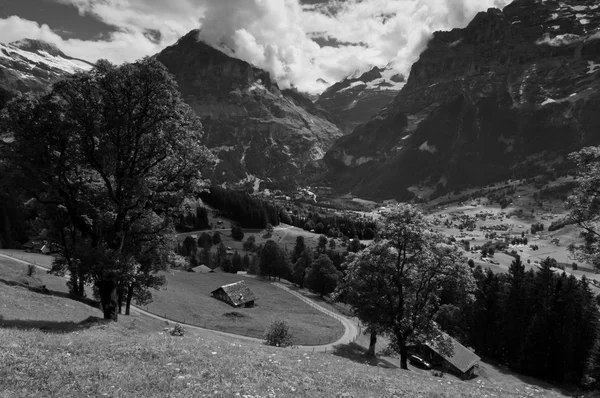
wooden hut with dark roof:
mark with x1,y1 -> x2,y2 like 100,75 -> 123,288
210,281 -> 256,308
411,332 -> 480,379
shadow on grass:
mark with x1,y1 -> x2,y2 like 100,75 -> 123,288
0,315 -> 109,333
0,277 -> 99,310
333,342 -> 398,369
479,355 -> 574,396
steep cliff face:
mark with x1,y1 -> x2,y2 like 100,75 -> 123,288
156,30 -> 343,189
324,0 -> 600,200
0,39 -> 93,109
316,66 -> 404,134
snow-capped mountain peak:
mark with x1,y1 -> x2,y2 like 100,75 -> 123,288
315,65 -> 405,133
0,39 -> 93,108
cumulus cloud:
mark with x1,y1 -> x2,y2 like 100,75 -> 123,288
197,0 -> 512,93
1,0 -> 513,93
535,33 -> 583,47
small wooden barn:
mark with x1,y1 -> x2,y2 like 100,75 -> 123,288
192,264 -> 212,273
411,333 -> 480,379
210,281 -> 256,308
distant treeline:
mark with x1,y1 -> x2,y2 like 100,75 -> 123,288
287,212 -> 377,240
534,181 -> 577,202
199,186 -> 378,239
200,186 -> 280,229
464,258 -> 600,385
176,206 -> 209,232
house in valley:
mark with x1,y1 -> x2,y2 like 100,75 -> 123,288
210,281 -> 256,308
192,264 -> 211,273
410,333 -> 480,379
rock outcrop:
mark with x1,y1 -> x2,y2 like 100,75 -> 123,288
324,0 -> 600,200
156,30 -> 343,189
316,65 -> 404,134
0,39 -> 92,109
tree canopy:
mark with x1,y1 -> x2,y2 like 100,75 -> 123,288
339,204 -> 474,368
1,57 -> 213,320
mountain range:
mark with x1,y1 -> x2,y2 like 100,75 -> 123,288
155,30 -> 343,191
324,0 -> 600,200
0,39 -> 92,109
316,64 -> 405,134
1,0 -> 599,200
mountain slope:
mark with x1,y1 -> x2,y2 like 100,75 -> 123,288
0,39 -> 93,109
156,30 -> 343,190
324,0 -> 600,200
316,65 -> 404,134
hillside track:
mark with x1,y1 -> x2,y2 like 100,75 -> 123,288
0,250 -> 359,352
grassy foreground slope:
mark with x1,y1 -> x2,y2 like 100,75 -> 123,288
0,322 -> 529,398
0,259 -> 529,398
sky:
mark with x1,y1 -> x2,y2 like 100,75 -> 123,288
0,0 -> 511,94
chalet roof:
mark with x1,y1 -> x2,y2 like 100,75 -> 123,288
192,264 -> 211,273
211,281 -> 256,306
426,333 -> 480,373
210,267 -> 223,273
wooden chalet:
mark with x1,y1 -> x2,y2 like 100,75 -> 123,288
210,281 -> 256,308
192,264 -> 211,273
411,333 -> 480,379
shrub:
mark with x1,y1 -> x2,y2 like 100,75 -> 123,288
171,323 -> 185,337
264,320 -> 294,347
231,226 -> 244,241
431,370 -> 445,378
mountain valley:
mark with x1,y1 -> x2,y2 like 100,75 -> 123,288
324,0 -> 600,200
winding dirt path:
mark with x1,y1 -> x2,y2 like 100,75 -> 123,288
0,251 -> 359,352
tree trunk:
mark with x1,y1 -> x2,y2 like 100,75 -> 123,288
399,337 -> 408,370
78,273 -> 85,297
97,279 -> 118,321
125,284 -> 134,315
366,332 -> 377,358
69,271 -> 80,296
117,286 -> 124,314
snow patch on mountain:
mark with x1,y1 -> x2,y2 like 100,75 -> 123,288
0,42 -> 92,74
588,61 -> 600,74
419,141 -> 437,153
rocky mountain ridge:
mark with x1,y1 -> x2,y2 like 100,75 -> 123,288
316,65 -> 405,134
0,39 -> 92,109
155,30 -> 344,190
324,0 -> 600,200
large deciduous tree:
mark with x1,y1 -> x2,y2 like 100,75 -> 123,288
338,240 -> 396,357
1,57 -> 212,321
306,254 -> 341,297
339,204 -> 474,369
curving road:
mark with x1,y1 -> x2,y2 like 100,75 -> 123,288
0,250 -> 359,352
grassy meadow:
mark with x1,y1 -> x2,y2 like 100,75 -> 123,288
0,319 -> 529,398
146,270 -> 344,345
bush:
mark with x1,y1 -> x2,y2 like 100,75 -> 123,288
231,226 -> 244,241
431,370 -> 445,378
264,320 -> 294,347
167,323 -> 185,336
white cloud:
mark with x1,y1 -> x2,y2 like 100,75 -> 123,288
1,0 -> 513,94
535,33 -> 583,47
